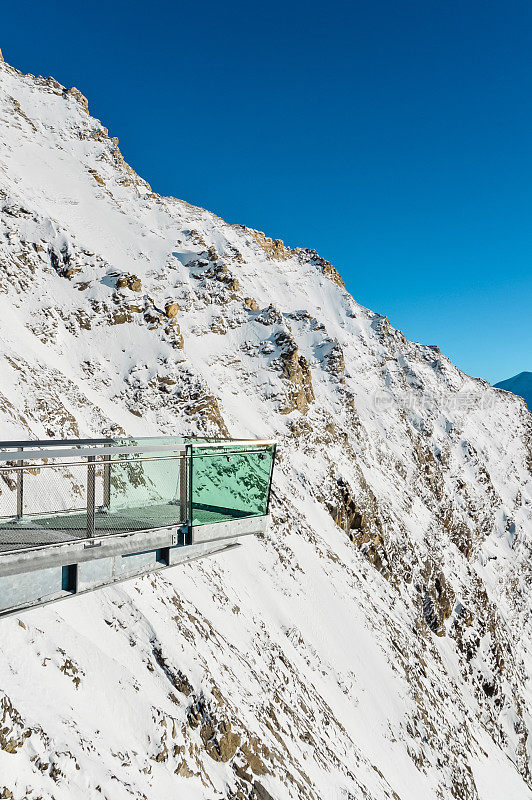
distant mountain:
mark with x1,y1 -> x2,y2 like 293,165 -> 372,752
495,371 -> 532,410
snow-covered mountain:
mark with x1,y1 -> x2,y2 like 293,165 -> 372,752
495,372 -> 532,412
0,52 -> 532,800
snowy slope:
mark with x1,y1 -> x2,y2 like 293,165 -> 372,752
0,54 -> 532,800
496,373 -> 532,412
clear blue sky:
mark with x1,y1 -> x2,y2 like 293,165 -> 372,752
2,0 -> 531,383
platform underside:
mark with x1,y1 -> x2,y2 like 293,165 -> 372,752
0,514 -> 269,618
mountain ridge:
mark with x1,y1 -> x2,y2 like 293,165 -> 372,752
0,54 -> 531,800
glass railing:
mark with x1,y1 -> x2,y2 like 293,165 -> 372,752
189,442 -> 275,526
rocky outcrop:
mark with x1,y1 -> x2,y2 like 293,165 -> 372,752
274,332 -> 314,414
419,565 -> 455,636
63,86 -> 89,113
296,249 -> 345,288
322,339 -> 345,380
324,475 -> 392,580
164,301 -> 180,318
248,230 -> 292,260
116,273 -> 142,292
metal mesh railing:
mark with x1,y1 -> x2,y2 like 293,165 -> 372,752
0,448 -> 189,551
0,460 -> 103,519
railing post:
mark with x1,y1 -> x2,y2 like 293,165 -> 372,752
179,454 -> 187,523
16,447 -> 23,519
103,445 -> 111,511
186,444 -> 193,542
266,445 -> 276,515
86,456 -> 96,538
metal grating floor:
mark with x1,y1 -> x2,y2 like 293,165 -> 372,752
0,502 -> 251,552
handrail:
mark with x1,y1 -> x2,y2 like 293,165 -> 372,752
0,439 -> 276,464
0,436 -> 271,450
0,438 -> 114,449
0,453 -> 187,472
0,443 -> 187,463
189,439 -> 276,449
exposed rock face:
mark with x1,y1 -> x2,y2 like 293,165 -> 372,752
274,332 -> 315,414
320,258 -> 344,287
63,85 -> 89,113
0,54 -> 531,800
298,249 -> 345,288
246,230 -> 345,287
248,229 -> 293,260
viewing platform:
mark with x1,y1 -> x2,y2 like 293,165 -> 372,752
0,436 -> 276,617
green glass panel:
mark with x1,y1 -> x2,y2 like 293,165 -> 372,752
191,445 -> 274,526
106,448 -> 186,531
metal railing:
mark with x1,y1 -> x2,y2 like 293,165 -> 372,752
0,437 -> 276,552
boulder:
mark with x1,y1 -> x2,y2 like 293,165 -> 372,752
164,301 -> 180,318
219,731 -> 241,762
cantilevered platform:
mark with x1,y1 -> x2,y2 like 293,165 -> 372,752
0,436 -> 276,616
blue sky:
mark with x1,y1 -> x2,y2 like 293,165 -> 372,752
2,0 -> 531,383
